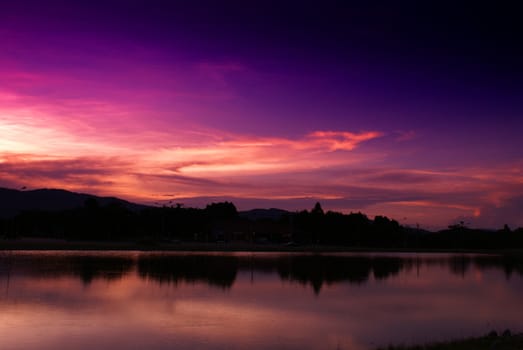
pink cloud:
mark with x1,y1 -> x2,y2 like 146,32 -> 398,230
1,57 -> 521,228
2,86 -> 522,229
0,88 -> 384,202
2,82 -> 522,229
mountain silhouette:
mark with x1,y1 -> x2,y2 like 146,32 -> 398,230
0,187 -> 148,218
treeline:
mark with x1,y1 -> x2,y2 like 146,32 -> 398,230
1,199 -> 523,249
292,202 -> 405,246
0,198 -> 238,242
292,204 -> 523,248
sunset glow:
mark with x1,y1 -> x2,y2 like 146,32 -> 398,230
1,1 -> 522,229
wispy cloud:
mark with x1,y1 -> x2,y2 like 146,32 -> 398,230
395,130 -> 417,142
1,88 -> 383,202
1,54 -> 521,228
152,130 -> 383,176
2,85 -> 523,229
197,61 -> 248,87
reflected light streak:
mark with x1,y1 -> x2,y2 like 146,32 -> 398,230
2,252 -> 523,350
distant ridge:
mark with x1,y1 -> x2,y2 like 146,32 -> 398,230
0,187 -> 148,218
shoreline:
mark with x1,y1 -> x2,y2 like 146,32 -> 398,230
1,237 -> 523,255
377,331 -> 523,350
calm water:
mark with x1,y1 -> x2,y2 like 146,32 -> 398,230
1,251 -> 522,349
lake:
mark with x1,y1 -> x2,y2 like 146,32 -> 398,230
1,251 -> 522,349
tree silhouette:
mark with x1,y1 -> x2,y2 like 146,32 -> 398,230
311,202 -> 324,216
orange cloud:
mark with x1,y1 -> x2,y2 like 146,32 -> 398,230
307,130 -> 382,151
0,94 -> 383,202
2,86 -> 522,228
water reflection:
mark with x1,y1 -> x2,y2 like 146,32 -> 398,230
2,252 -> 523,292
138,254 -> 238,288
1,252 -> 523,350
0,252 -> 134,286
276,255 -> 403,293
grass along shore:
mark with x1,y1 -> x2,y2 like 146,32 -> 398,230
377,331 -> 523,350
1,237 -> 523,255
0,237 -> 521,255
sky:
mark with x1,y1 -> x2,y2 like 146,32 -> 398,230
1,1 -> 522,229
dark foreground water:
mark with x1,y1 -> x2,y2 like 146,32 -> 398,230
1,251 -> 522,349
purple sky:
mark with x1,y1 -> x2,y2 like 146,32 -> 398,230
1,1 -> 522,229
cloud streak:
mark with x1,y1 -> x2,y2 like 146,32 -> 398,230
1,88 -> 385,203
2,83 -> 522,229
1,17 -> 521,230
